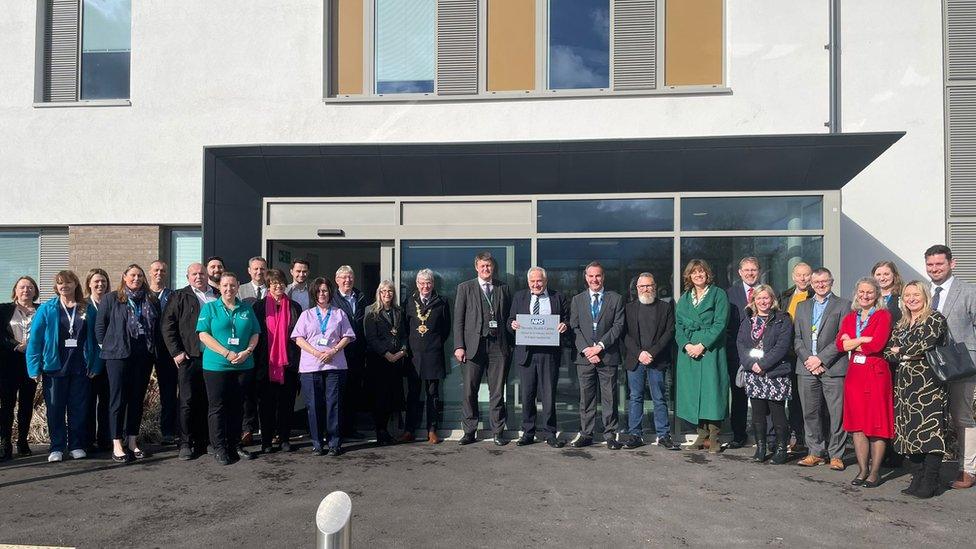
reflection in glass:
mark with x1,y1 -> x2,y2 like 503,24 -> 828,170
375,0 -> 436,94
680,236 -> 824,293
170,230 -> 202,289
548,0 -> 610,89
81,0 -> 131,100
0,233 -> 40,301
400,240 -> 530,428
537,199 -> 674,233
681,196 -> 823,231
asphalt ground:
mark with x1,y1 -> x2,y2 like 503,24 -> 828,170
0,437 -> 973,548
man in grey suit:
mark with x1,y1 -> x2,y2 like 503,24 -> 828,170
793,267 -> 851,470
236,256 -> 268,303
453,251 -> 512,446
925,245 -> 976,489
569,262 -> 626,450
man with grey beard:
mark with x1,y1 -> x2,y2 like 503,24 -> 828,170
622,273 -> 679,450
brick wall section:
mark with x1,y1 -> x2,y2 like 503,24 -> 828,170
68,225 -> 162,285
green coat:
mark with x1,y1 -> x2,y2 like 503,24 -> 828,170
675,286 -> 730,424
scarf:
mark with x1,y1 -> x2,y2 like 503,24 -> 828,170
265,294 -> 291,384
125,288 -> 155,353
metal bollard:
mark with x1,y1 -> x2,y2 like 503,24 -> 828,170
316,490 -> 352,549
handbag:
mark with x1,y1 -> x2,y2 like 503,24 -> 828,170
735,365 -> 747,388
925,342 -> 976,383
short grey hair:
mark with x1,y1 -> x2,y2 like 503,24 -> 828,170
335,265 -> 354,277
248,256 -> 268,268
416,268 -> 435,282
527,266 -> 547,279
636,272 -> 654,281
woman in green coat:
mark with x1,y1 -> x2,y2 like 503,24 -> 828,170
675,259 -> 730,453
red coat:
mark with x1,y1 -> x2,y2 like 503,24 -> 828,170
836,308 -> 893,439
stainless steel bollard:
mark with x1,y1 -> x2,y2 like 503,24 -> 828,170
316,491 -> 353,549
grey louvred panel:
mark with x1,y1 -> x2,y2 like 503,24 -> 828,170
436,0 -> 478,95
949,222 -> 976,282
43,0 -> 79,102
948,0 -> 976,81
38,228 -> 69,300
948,87 -> 976,217
613,0 -> 657,90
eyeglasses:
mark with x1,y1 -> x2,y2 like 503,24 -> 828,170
636,284 -> 656,290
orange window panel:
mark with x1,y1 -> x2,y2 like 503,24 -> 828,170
487,0 -> 535,92
333,0 -> 364,95
665,0 -> 723,86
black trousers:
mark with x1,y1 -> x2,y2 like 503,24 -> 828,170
87,371 -> 110,448
461,338 -> 508,436
105,350 -> 152,441
577,361 -> 618,440
366,357 -> 403,433
258,368 -> 298,445
519,351 -> 559,439
203,369 -> 248,452
727,355 -> 748,441
177,357 -> 209,449
751,397 -> 788,444
340,359 -> 366,435
0,358 -> 36,446
241,368 -> 258,435
404,369 -> 441,432
154,355 -> 179,438
787,372 -> 805,445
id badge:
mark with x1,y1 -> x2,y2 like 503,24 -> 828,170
488,320 -> 498,329
749,348 -> 764,359
853,353 -> 867,364
227,337 -> 240,346
64,338 -> 78,348
317,337 -> 330,346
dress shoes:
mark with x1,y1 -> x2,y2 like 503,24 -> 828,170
240,431 -> 254,447
657,436 -> 681,451
861,477 -> 881,488
17,441 -> 31,457
457,433 -> 477,446
515,435 -> 535,447
950,471 -> 975,489
545,438 -> 565,449
624,436 -> 644,450
829,458 -> 846,471
569,434 -> 593,448
213,449 -> 231,466
606,439 -> 623,450
427,431 -> 441,444
398,432 -> 416,443
327,447 -> 343,457
797,455 -> 825,467
237,447 -> 254,460
493,435 -> 508,446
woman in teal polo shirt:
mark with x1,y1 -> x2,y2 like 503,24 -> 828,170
197,272 -> 261,465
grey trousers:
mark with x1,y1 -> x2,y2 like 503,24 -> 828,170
578,362 -> 618,440
797,374 -> 847,459
461,338 -> 508,436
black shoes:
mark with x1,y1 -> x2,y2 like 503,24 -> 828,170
311,446 -> 326,456
725,438 -> 747,450
112,452 -> 132,463
770,443 -> 788,465
0,439 -> 11,461
752,440 -> 768,462
214,449 -> 231,466
606,439 -> 623,450
624,436 -> 644,450
545,438 -> 566,449
178,445 -> 194,461
327,447 -> 343,457
237,447 -> 254,460
570,434 -> 593,448
280,441 -> 292,453
458,433 -> 477,446
657,436 -> 681,451
493,435 -> 508,446
516,435 -> 535,446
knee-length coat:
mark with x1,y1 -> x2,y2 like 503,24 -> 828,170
675,286 -> 730,424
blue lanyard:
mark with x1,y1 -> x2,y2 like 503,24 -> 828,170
811,296 -> 829,334
315,306 -> 333,335
855,307 -> 875,338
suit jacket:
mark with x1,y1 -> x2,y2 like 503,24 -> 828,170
405,291 -> 450,379
237,281 -> 268,304
622,299 -> 675,371
938,277 -> 976,364
792,293 -> 851,377
736,310 -> 794,378
161,286 -> 208,359
364,306 -> 407,358
506,288 -> 568,367
453,277 -> 512,356
569,289 -> 625,366
332,288 -> 368,367
0,302 -> 39,376
725,282 -> 752,362
94,294 -> 163,360
251,296 -> 303,381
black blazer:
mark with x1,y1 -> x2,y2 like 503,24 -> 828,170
333,288 -> 369,366
0,302 -> 36,375
736,310 -> 794,378
622,299 -> 675,371
161,286 -> 205,359
405,292 -> 450,380
364,306 -> 407,365
251,297 -> 303,382
95,294 -> 162,360
506,288 -> 569,367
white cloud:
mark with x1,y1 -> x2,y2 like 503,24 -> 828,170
550,46 -> 606,88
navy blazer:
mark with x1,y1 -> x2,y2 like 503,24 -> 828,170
333,288 -> 369,365
95,294 -> 162,360
506,288 -> 568,367
735,310 -> 794,378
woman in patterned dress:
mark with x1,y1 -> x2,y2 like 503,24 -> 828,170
884,281 -> 948,499
736,284 -> 795,464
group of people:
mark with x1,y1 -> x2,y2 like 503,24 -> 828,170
0,246 -> 974,500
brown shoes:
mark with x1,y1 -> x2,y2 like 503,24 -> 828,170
829,458 -> 846,471
240,432 -> 253,446
951,471 -> 975,489
427,431 -> 441,445
797,455 -> 824,467
398,432 -> 416,443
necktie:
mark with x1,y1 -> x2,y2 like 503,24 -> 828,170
256,286 -> 263,300
932,286 -> 943,311
422,297 -> 428,308
591,293 -> 601,335
747,286 -> 753,303
484,283 -> 493,304
532,295 -> 540,315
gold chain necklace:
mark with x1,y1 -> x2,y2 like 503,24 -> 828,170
415,301 -> 431,336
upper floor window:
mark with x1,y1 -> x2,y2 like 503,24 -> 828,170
375,0 -> 436,94
548,0 -> 609,90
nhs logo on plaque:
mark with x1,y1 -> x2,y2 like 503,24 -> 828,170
531,318 -> 545,325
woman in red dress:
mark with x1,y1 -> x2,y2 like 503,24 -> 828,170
836,277 -> 893,488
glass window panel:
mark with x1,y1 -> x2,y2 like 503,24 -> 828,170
0,233 -> 40,300
680,196 -> 823,231
680,236 -> 824,292
487,0 -> 536,92
537,198 -> 674,233
537,237 -> 674,434
170,229 -> 202,289
548,0 -> 610,90
375,0 -> 435,94
400,240 -> 530,428
81,0 -> 131,100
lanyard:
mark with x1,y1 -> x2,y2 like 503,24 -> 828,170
481,284 -> 494,318
750,315 -> 767,341
221,301 -> 240,338
811,296 -> 829,334
855,307 -> 875,338
60,301 -> 78,336
315,306 -> 334,335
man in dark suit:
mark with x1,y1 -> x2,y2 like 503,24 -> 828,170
161,262 -> 217,460
454,251 -> 512,446
724,256 -> 760,449
622,273 -> 679,450
569,261 -> 625,450
507,267 -> 568,448
333,265 -> 369,439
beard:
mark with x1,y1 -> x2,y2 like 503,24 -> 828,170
638,294 -> 656,305
208,274 -> 221,285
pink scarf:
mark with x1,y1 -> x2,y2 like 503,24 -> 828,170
264,294 -> 291,384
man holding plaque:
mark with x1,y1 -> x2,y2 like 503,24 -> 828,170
454,251 -> 513,446
569,261 -> 626,450
507,267 -> 568,448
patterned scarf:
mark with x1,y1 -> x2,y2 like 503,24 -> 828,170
125,288 -> 155,353
265,294 -> 291,384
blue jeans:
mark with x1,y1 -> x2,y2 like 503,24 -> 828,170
626,364 -> 670,438
301,370 -> 347,449
43,372 -> 91,452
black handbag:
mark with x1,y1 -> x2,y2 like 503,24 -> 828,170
925,342 -> 976,382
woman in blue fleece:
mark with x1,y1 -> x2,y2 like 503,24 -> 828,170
26,270 -> 100,463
